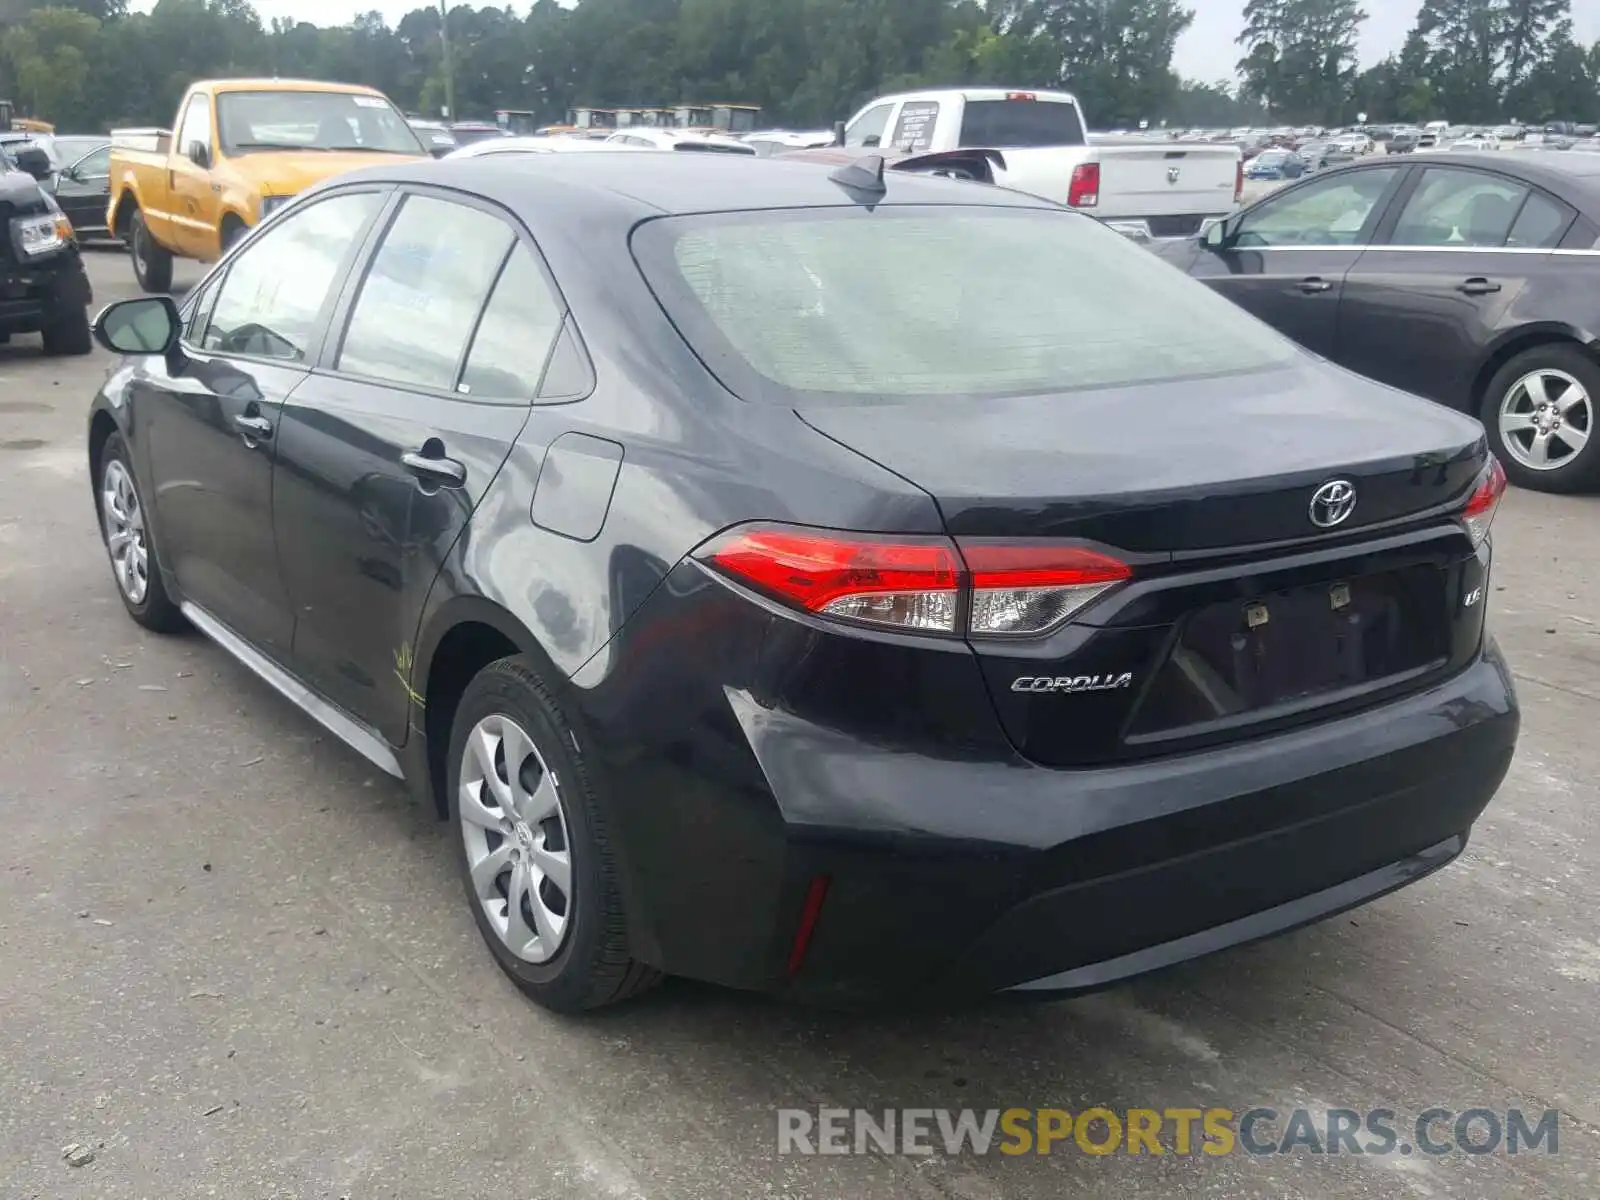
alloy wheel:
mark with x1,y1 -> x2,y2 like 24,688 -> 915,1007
458,713 -> 573,964
1499,369 -> 1591,472
101,459 -> 149,604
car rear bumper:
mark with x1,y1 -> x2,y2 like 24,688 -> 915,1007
596,634 -> 1517,1006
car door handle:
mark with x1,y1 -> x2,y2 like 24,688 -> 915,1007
233,414 -> 273,442
401,449 -> 467,489
1297,277 -> 1334,294
1458,278 -> 1501,295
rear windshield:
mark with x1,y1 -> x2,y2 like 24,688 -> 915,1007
632,206 -> 1298,405
959,98 -> 1085,148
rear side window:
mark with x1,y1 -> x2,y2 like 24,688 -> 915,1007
959,98 -> 1085,148
634,207 -> 1297,403
1392,168 -> 1526,247
1507,191 -> 1574,248
891,102 -> 940,152
459,245 -> 565,400
337,195 -> 514,390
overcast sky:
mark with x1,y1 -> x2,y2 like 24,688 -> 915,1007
142,0 -> 1600,85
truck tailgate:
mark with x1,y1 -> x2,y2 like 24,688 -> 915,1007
1095,145 -> 1239,223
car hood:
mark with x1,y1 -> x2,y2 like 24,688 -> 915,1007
0,168 -> 46,206
795,359 -> 1486,551
225,149 -> 427,195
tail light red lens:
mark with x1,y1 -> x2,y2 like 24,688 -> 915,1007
1462,457 -> 1508,548
1067,162 -> 1100,208
702,527 -> 961,633
698,525 -> 1131,638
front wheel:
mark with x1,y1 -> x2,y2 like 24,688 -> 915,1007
447,656 -> 661,1012
97,432 -> 185,632
129,210 -> 174,294
1482,344 -> 1600,494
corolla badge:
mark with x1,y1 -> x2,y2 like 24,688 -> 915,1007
1011,673 -> 1134,694
1309,479 -> 1357,529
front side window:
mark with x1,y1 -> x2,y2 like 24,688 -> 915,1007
203,191 -> 382,361
73,146 -> 111,178
336,195 -> 515,390
635,206 -> 1298,403
1391,168 -> 1528,247
845,104 -> 894,148
891,101 -> 940,153
216,90 -> 424,156
1235,167 -> 1399,247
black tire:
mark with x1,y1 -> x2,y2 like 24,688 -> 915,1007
447,656 -> 661,1012
40,306 -> 91,356
1481,343 -> 1600,494
129,209 -> 174,294
95,432 -> 186,632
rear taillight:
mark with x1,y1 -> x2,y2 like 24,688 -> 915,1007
1234,157 -> 1244,203
1067,162 -> 1099,208
697,525 -> 1131,638
703,527 -> 960,633
961,542 -> 1131,636
1462,457 -> 1508,548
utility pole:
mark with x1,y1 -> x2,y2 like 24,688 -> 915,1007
439,0 -> 456,122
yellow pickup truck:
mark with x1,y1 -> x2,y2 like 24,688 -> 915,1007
107,78 -> 428,292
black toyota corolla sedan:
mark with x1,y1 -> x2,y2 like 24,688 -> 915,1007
1157,151 -> 1600,493
86,153 -> 1518,1012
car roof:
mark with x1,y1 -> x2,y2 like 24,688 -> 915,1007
333,152 -> 1059,222
206,77 -> 387,97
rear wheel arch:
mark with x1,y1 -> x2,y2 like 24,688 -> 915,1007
416,599 -> 555,820
1470,325 -> 1597,412
110,189 -> 139,240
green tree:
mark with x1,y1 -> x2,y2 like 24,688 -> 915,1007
1416,0 -> 1503,123
1237,0 -> 1366,122
1500,0 -> 1568,97
1,5 -> 99,125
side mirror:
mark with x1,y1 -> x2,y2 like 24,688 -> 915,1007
187,141 -> 211,169
1202,219 -> 1233,250
13,146 -> 52,181
94,296 -> 181,356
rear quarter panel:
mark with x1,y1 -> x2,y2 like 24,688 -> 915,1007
108,151 -> 177,246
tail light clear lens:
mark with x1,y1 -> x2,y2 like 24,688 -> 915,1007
697,525 -> 1131,638
1462,457 -> 1508,548
960,542 -> 1132,636
1067,162 -> 1100,208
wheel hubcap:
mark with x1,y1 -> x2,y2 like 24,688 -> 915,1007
458,714 -> 573,964
1499,368 -> 1591,472
101,460 -> 149,604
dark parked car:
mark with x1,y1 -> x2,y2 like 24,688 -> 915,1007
1244,149 -> 1306,180
50,141 -> 111,237
0,149 -> 93,354
1157,152 -> 1600,492
86,154 -> 1517,1012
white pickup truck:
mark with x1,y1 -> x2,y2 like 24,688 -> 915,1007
836,88 -> 1241,241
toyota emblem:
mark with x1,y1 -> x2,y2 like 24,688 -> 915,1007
1309,479 -> 1357,528
1166,166 -> 1181,184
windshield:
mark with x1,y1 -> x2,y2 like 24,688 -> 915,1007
216,91 -> 424,156
633,206 -> 1298,404
959,98 -> 1085,148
